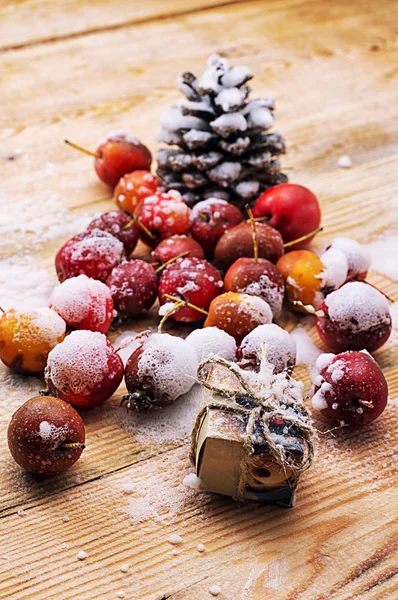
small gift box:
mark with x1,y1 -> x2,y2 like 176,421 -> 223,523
190,357 -> 315,507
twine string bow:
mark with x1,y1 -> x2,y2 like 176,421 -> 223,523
190,356 -> 315,501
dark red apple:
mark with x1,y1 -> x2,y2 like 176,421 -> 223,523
214,222 -> 284,271
190,199 -> 244,255
224,257 -> 284,318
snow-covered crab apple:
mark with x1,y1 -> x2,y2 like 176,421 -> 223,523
65,132 -> 152,188
328,237 -> 371,282
316,282 -> 392,352
55,229 -> 125,283
214,221 -> 284,271
135,190 -> 191,247
311,351 -> 388,426
86,211 -> 139,256
151,235 -> 205,267
123,333 -> 197,409
49,274 -> 114,334
0,308 -> 66,373
114,170 -> 161,214
276,247 -> 348,312
190,198 -> 244,255
185,327 -> 237,362
44,330 -> 124,409
7,396 -> 85,475
204,292 -> 273,343
237,323 -> 296,373
106,260 -> 158,319
252,183 -> 321,249
158,256 -> 223,323
224,257 -> 285,318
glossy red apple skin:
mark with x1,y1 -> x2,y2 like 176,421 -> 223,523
313,351 -> 388,426
190,200 -> 244,255
95,133 -> 152,188
152,235 -> 205,266
224,257 -> 285,318
158,257 -> 223,322
252,183 -> 321,249
214,222 -> 284,272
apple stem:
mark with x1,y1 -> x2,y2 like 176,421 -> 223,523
64,139 -> 98,158
198,212 -> 210,222
124,216 -> 157,240
357,398 -> 374,409
363,281 -> 394,303
245,204 -> 259,264
158,299 -> 185,332
284,227 -> 323,249
155,251 -> 190,274
61,442 -> 86,449
0,306 -> 4,314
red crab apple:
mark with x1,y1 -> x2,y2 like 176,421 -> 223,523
65,133 -> 152,188
49,274 -> 114,334
106,260 -> 158,319
252,183 -> 321,250
123,333 -> 197,408
86,211 -> 139,256
151,235 -> 205,266
224,257 -> 284,318
214,221 -> 284,271
114,170 -> 161,214
316,282 -> 392,352
55,229 -> 125,283
136,191 -> 191,247
190,198 -> 244,255
312,351 -> 388,426
204,292 -> 273,343
7,396 -> 85,475
158,257 -> 223,323
45,331 -> 124,409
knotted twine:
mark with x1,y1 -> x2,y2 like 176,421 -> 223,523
190,354 -> 316,502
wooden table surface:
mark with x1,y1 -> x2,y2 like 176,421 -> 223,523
1,1 -> 398,599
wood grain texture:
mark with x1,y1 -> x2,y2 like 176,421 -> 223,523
0,0 -> 397,598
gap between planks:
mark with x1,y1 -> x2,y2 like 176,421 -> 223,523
0,0 -> 265,54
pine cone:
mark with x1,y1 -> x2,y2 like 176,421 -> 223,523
155,54 -> 287,207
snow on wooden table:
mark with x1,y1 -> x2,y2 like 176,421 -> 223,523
0,1 -> 397,598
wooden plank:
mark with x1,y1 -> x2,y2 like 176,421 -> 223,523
0,362 -> 397,599
0,0 -> 397,598
0,0 -> 230,51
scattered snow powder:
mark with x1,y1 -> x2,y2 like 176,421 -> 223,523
363,233 -> 398,281
122,483 -> 134,495
197,543 -> 205,553
182,473 -> 203,491
77,551 -> 88,561
120,564 -> 130,573
209,584 -> 221,596
337,155 -> 352,168
290,328 -> 321,374
168,534 -> 183,545
0,256 -> 57,310
17,508 -> 25,517
390,303 -> 398,330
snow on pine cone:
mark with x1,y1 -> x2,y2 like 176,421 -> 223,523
155,54 -> 287,207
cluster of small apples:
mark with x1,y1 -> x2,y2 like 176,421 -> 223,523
4,131 -> 391,478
